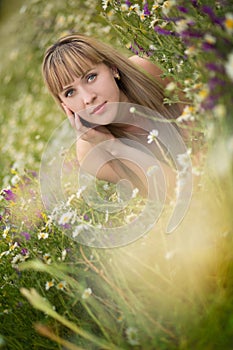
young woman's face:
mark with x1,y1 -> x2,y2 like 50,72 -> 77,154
59,62 -> 128,125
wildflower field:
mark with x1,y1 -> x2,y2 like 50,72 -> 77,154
1,0 -> 233,349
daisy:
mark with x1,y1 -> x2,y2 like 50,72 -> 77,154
224,13 -> 233,34
58,211 -> 73,226
125,327 -> 139,346
38,232 -> 49,240
9,241 -> 18,252
56,280 -> 67,291
147,129 -> 159,144
82,287 -> 92,299
121,4 -> 129,11
45,280 -> 55,290
184,46 -> 197,56
102,0 -> 109,10
129,4 -> 140,15
43,253 -> 52,264
177,106 -> 195,122
162,0 -> 176,16
3,226 -> 10,239
204,33 -> 216,45
129,106 -> 136,113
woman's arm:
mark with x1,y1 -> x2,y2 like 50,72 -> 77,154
77,136 -> 176,197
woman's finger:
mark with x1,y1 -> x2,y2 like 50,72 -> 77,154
62,103 -> 76,129
74,113 -> 83,131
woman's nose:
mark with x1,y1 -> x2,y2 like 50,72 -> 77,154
82,89 -> 97,106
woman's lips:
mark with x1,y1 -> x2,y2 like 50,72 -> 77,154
91,102 -> 107,115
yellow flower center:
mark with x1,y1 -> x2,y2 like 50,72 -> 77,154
225,18 -> 233,29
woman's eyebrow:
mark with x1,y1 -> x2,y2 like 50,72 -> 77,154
61,67 -> 96,93
61,84 -> 74,94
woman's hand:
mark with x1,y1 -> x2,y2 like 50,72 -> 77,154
62,103 -> 115,146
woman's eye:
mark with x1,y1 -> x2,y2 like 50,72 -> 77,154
65,89 -> 74,98
87,73 -> 97,83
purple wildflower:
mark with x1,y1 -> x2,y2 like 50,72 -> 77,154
21,231 -> 31,240
83,214 -> 90,221
163,16 -> 184,23
143,2 -> 151,16
3,189 -> 16,201
21,248 -> 28,256
181,29 -> 203,39
61,223 -> 72,229
202,42 -> 215,51
201,95 -> 219,110
205,63 -> 224,73
191,0 -> 199,7
130,39 -> 150,56
202,5 -> 224,27
154,26 -> 173,36
129,45 -> 139,55
208,77 -> 225,90
125,0 -> 131,6
177,6 -> 189,14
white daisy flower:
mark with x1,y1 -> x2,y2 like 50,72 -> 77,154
147,129 -> 159,144
125,327 -> 139,346
56,280 -> 67,291
224,13 -> 233,34
102,0 -> 109,10
82,287 -> 92,299
45,279 -> 55,290
58,211 -> 73,226
38,232 -> 49,240
3,226 -> 10,239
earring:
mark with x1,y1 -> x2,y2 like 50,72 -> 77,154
113,69 -> 120,80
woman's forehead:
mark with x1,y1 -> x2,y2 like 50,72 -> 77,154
53,58 -> 97,92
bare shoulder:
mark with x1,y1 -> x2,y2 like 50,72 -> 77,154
129,55 -> 163,78
129,55 -> 170,87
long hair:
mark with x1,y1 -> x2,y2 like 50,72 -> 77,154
42,34 -> 185,193
42,34 -> 180,119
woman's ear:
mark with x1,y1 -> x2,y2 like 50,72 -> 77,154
112,67 -> 120,80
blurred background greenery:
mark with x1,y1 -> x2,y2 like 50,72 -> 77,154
0,0 -> 123,187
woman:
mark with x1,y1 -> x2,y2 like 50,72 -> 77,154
42,34 -> 186,196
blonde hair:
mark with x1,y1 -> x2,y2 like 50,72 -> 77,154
42,33 -> 180,119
